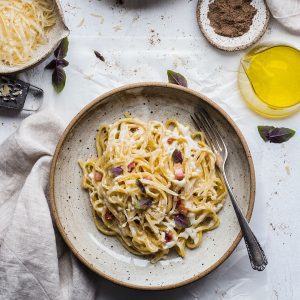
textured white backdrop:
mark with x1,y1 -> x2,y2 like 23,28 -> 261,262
0,1 -> 299,299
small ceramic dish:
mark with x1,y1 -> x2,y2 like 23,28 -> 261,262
0,0 -> 69,74
50,83 -> 255,290
196,0 -> 269,51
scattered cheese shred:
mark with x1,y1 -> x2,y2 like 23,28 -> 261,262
0,0 -> 56,66
0,84 -> 11,97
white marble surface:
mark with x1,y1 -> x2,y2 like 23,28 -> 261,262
0,1 -> 299,299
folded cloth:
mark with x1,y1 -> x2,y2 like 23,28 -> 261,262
266,0 -> 300,32
0,111 -> 96,300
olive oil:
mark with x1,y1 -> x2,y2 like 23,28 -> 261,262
239,45 -> 300,118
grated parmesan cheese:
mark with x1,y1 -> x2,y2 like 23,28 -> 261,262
0,0 -> 56,66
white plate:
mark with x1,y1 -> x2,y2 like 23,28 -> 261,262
50,83 -> 255,290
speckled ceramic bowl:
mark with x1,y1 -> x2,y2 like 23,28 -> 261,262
50,83 -> 255,290
0,0 -> 69,74
197,0 -> 269,51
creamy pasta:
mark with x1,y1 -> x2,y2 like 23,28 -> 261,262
79,117 -> 226,262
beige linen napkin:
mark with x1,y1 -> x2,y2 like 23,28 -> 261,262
0,111 -> 96,300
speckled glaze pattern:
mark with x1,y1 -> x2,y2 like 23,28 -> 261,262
50,83 -> 255,290
197,0 -> 270,51
0,0 -> 69,74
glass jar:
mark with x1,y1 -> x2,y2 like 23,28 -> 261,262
238,44 -> 300,118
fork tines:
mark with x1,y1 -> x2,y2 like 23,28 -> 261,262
191,110 -> 226,155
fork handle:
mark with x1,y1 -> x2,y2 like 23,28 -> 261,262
223,175 -> 268,271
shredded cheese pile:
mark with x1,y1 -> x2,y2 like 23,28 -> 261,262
0,0 -> 56,66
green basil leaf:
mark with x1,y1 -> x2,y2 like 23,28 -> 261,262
167,70 -> 188,87
136,179 -> 146,194
268,127 -> 296,143
94,50 -> 105,62
135,196 -> 153,210
111,166 -> 123,176
52,67 -> 66,93
54,37 -> 69,59
257,126 -> 275,142
174,214 -> 190,228
57,59 -> 69,68
45,59 -> 57,70
172,149 -> 183,163
258,126 -> 296,143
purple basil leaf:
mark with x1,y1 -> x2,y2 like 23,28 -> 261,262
174,214 -> 190,228
111,166 -> 123,176
167,70 -> 188,87
46,59 -> 68,70
136,179 -> 146,194
258,126 -> 296,143
135,196 -> 153,210
172,149 -> 183,164
257,126 -> 275,142
94,50 -> 105,62
57,58 -> 69,68
54,37 -> 69,59
45,59 -> 57,70
268,127 -> 296,143
52,67 -> 66,93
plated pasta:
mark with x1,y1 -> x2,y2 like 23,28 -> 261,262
79,116 -> 226,262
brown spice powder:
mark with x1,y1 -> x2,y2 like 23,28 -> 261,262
208,0 -> 257,38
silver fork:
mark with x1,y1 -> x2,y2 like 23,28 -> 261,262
192,110 -> 268,271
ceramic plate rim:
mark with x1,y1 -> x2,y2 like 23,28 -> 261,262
49,82 -> 256,290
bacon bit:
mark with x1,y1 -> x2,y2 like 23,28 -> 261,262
143,175 -> 150,180
94,172 -> 103,181
174,163 -> 184,181
167,137 -> 174,144
127,162 -> 136,172
178,203 -> 188,215
175,197 -> 181,208
105,210 -> 114,221
165,231 -> 173,242
175,198 -> 188,215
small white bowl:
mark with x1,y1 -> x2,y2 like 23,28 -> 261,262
0,0 -> 69,74
197,0 -> 270,51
